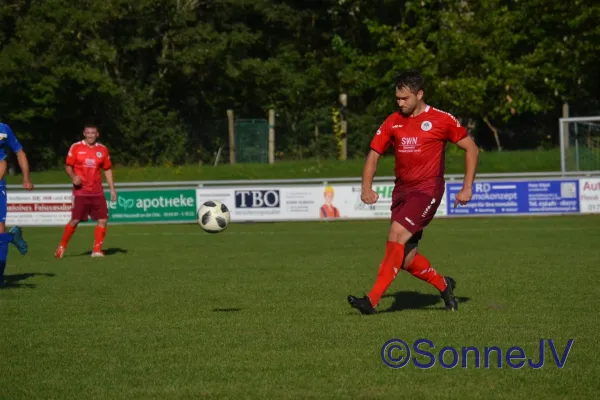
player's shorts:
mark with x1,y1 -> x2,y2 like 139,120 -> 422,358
0,186 -> 6,223
72,194 -> 108,221
391,185 -> 445,237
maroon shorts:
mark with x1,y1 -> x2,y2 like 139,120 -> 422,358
391,185 -> 445,235
72,194 -> 108,221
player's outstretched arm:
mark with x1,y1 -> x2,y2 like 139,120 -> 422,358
361,150 -> 381,204
15,150 -> 33,191
454,136 -> 479,207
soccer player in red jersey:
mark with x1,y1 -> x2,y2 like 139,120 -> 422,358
55,125 -> 117,258
347,70 -> 479,314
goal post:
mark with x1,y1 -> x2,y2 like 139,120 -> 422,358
560,116 -> 600,172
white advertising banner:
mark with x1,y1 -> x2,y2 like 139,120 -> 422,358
196,186 -> 322,221
6,191 -> 72,226
579,178 -> 600,214
196,183 -> 447,222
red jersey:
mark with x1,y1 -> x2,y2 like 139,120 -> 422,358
65,141 -> 112,196
370,105 -> 468,195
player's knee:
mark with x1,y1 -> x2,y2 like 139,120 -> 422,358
388,222 -> 413,244
69,219 -> 80,227
98,219 -> 108,227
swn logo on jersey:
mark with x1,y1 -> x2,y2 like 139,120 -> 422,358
398,137 -> 419,154
401,137 -> 418,146
235,190 -> 280,208
84,158 -> 97,168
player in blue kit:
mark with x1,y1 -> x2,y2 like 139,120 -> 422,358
0,122 -> 33,287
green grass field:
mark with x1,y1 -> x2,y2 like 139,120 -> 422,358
5,149 -> 561,185
1,215 -> 598,399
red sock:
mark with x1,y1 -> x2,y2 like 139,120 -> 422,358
60,224 -> 77,247
367,241 -> 406,307
404,253 -> 447,292
93,226 -> 107,252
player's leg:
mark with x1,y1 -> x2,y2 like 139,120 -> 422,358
347,197 -> 415,314
366,221 -> 413,303
401,231 -> 457,310
91,195 -> 108,257
0,189 -> 28,256
402,231 -> 446,291
55,196 -> 85,258
0,196 -> 28,286
91,219 -> 107,257
55,219 -> 80,258
398,193 -> 458,310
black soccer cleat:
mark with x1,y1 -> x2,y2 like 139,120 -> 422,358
440,277 -> 458,311
347,295 -> 377,315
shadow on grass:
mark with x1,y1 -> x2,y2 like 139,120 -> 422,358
72,248 -> 128,257
379,290 -> 471,312
1,272 -> 56,289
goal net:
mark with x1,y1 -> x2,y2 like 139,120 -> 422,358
560,116 -> 600,172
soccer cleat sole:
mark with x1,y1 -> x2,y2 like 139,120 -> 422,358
8,226 -> 28,255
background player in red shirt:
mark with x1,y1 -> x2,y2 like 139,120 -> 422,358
55,124 -> 117,258
348,69 -> 479,314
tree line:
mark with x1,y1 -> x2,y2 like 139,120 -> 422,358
0,0 -> 598,169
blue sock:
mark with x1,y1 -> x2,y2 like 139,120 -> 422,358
0,233 -> 11,283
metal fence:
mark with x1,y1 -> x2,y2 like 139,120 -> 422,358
7,170 -> 600,190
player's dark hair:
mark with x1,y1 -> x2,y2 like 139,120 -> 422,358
395,69 -> 425,94
83,123 -> 99,132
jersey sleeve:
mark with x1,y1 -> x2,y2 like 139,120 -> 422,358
66,144 -> 77,166
369,117 -> 394,155
2,124 -> 23,153
444,113 -> 468,144
102,148 -> 112,170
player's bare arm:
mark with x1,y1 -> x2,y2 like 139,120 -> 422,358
65,165 -> 81,186
15,149 -> 33,191
103,168 -> 117,202
454,136 -> 479,207
361,150 -> 381,204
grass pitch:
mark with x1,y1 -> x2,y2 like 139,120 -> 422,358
1,215 -> 599,399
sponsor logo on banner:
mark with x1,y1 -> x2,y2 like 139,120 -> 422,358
234,189 -> 281,218
235,190 -> 280,208
579,178 -> 600,213
6,191 -> 73,226
106,189 -> 197,222
447,180 -> 579,215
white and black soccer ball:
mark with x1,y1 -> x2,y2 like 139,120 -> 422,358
198,200 -> 231,233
